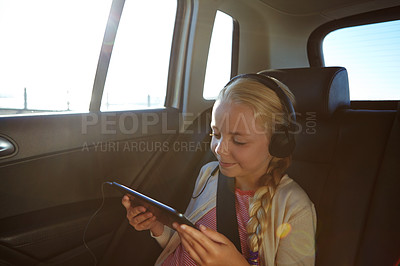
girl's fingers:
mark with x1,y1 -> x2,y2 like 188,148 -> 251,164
178,225 -> 220,251
179,233 -> 202,263
123,195 -> 160,232
130,210 -> 152,224
134,215 -> 157,230
199,224 -> 230,244
177,225 -> 213,259
121,195 -> 131,209
132,206 -> 147,217
178,224 -> 247,265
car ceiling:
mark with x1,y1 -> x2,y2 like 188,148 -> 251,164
258,0 -> 400,18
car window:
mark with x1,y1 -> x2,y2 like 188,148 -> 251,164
203,10 -> 235,100
323,19 -> 400,101
0,0 -> 177,116
100,0 -> 177,111
0,0 -> 112,115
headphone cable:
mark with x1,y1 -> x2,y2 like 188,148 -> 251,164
83,182 -> 110,266
192,166 -> 219,199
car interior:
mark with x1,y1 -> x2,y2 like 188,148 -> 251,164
0,0 -> 399,265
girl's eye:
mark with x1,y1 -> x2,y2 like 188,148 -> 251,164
233,139 -> 246,145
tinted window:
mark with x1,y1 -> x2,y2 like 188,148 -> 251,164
323,20 -> 400,100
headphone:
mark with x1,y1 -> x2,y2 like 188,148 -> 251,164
223,73 -> 296,158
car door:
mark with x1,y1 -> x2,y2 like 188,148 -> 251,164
0,0 -> 185,265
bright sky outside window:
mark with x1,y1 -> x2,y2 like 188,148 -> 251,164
323,20 -> 400,101
0,0 -> 112,115
203,11 -> 234,100
100,0 -> 177,111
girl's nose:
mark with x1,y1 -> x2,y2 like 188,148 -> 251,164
215,138 -> 229,155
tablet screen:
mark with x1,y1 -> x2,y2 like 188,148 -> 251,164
108,182 -> 197,230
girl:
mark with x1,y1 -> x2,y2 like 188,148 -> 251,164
122,74 -> 317,265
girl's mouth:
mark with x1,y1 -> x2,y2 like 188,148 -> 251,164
219,161 -> 236,168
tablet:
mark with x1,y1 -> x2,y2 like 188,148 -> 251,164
107,181 -> 197,230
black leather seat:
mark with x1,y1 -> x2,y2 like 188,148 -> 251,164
260,67 -> 399,266
355,103 -> 400,266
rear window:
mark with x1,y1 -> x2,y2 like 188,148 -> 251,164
323,19 -> 400,101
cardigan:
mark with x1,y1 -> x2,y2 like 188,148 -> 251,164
153,161 -> 317,265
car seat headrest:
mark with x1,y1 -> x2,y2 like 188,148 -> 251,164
258,67 -> 350,118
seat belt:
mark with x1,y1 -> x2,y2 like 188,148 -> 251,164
217,170 -> 242,253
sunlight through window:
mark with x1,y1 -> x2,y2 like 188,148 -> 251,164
100,0 -> 177,111
0,0 -> 112,114
203,11 -> 234,100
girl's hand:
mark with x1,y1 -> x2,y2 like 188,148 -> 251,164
174,223 -> 249,266
121,195 -> 164,236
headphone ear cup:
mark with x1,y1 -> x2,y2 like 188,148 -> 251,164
269,130 -> 295,158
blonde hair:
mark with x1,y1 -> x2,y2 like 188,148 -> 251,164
217,76 -> 295,263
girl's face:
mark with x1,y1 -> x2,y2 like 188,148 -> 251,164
210,101 -> 272,190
